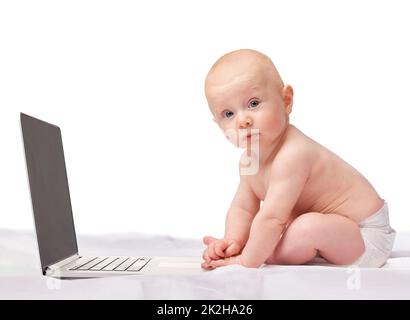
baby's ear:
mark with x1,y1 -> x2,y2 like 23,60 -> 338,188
282,85 -> 294,115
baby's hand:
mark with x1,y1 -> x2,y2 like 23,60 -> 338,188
201,236 -> 241,269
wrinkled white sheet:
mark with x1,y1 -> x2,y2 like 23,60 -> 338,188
1,229 -> 410,299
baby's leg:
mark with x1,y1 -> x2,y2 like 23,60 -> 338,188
266,212 -> 365,265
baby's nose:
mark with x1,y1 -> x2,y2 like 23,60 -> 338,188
238,115 -> 253,129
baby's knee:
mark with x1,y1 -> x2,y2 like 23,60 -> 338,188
287,212 -> 325,238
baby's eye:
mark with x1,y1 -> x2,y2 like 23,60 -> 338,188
222,110 -> 234,119
248,100 -> 260,109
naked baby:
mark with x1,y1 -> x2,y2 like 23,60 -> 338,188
202,49 -> 396,269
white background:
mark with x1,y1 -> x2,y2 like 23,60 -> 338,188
1,0 -> 409,239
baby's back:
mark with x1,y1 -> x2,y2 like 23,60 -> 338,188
270,125 -> 383,223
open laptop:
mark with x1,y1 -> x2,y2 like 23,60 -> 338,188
20,113 -> 203,278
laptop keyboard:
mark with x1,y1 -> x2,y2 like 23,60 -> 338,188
68,256 -> 151,272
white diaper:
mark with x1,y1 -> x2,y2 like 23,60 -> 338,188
352,200 -> 396,268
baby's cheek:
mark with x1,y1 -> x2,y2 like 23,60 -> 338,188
265,113 -> 286,131
223,128 -> 242,148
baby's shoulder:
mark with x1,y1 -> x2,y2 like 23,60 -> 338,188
272,126 -> 317,170
278,126 -> 314,158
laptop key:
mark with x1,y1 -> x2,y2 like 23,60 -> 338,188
90,257 -> 119,271
69,256 -> 98,270
114,258 -> 139,271
77,257 -> 108,270
126,257 -> 151,272
101,257 -> 129,271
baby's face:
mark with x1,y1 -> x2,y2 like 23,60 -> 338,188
205,67 -> 292,150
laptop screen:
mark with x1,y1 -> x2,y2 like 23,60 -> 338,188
21,113 -> 78,274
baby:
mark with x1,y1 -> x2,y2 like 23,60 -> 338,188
202,49 -> 396,269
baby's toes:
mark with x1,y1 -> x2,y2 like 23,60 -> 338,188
201,261 -> 215,270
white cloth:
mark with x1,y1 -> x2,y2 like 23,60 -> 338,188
353,201 -> 396,268
1,229 -> 410,299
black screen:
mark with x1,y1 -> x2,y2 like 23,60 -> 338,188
21,113 -> 78,274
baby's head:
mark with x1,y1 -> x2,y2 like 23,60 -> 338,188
205,49 -> 293,149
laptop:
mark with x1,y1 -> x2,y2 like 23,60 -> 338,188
20,113 -> 204,278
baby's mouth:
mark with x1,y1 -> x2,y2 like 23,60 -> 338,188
236,129 -> 260,147
246,133 -> 260,139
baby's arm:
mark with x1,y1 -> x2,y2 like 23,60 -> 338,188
239,152 -> 310,268
203,176 -> 259,265
224,177 -> 260,248
210,146 -> 312,269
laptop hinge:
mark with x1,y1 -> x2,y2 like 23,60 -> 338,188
46,254 -> 80,273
